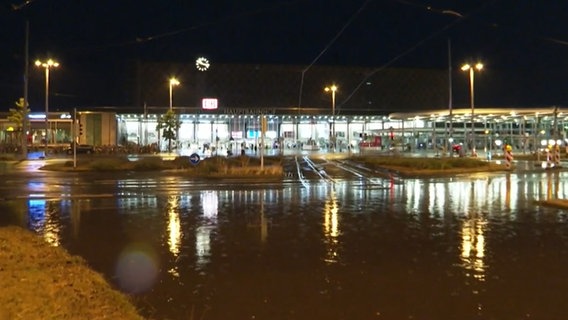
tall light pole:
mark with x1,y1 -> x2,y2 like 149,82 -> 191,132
325,84 -> 338,151
169,77 -> 180,111
35,59 -> 59,157
461,63 -> 483,157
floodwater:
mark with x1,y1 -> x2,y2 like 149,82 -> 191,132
1,167 -> 568,320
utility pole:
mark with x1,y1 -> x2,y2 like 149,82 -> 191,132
73,108 -> 77,168
447,38 -> 453,157
21,20 -> 29,160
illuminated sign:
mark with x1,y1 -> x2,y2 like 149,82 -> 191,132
202,98 -> 218,110
225,108 -> 276,115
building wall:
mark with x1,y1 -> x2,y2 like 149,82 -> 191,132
101,113 -> 117,145
78,112 -> 117,146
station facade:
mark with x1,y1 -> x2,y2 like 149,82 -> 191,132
1,63 -> 566,155
1,106 -> 566,156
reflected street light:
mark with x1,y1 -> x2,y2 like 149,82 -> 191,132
169,77 -> 180,111
461,63 -> 483,157
35,59 -> 59,157
324,84 -> 338,151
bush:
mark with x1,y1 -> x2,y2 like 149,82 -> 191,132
195,158 -> 227,174
354,155 -> 491,171
0,154 -> 17,161
89,158 -> 130,171
238,155 -> 250,167
133,157 -> 168,171
172,156 -> 191,169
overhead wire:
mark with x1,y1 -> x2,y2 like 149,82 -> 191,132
338,0 -> 568,111
336,1 -> 483,112
62,0 -> 308,53
297,0 -> 373,107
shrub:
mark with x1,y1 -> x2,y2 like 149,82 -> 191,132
132,157 -> 165,171
172,156 -> 191,169
195,158 -> 227,174
0,154 -> 17,161
89,158 -> 130,171
354,155 -> 490,171
238,155 -> 250,167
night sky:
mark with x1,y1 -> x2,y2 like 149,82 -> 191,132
1,0 -> 568,111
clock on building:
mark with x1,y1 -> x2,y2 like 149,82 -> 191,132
195,57 -> 210,71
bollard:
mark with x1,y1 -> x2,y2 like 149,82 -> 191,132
554,145 -> 561,167
505,145 -> 513,169
546,147 -> 553,169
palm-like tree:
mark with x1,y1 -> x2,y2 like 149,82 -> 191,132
7,98 -> 30,156
156,109 -> 181,153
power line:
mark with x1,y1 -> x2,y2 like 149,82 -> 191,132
297,0 -> 372,107
63,0 -> 308,53
337,1 -> 488,111
339,0 -> 568,111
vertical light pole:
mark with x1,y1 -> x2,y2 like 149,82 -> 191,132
169,77 -> 180,111
461,63 -> 483,157
35,59 -> 59,158
324,84 -> 338,151
22,21 -> 29,160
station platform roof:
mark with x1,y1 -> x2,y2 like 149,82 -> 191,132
388,106 -> 568,123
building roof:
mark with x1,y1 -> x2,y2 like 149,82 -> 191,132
389,106 -> 568,123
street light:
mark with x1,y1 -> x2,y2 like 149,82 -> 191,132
35,58 -> 59,157
461,62 -> 483,157
324,84 -> 338,150
169,77 -> 180,111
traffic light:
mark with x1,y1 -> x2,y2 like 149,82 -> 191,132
79,122 -> 83,135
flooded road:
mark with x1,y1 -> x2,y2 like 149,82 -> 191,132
1,165 -> 568,319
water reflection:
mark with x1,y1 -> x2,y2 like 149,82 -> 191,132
4,171 -> 568,319
167,195 -> 181,277
28,199 -> 61,247
323,189 -> 340,264
201,191 -> 218,221
260,190 -> 267,243
460,218 -> 487,281
117,195 -> 158,211
196,191 -> 218,269
403,173 -> 559,216
541,171 -> 562,201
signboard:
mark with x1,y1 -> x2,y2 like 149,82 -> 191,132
231,131 -> 243,139
202,98 -> 218,110
189,153 -> 201,165
224,108 -> 276,115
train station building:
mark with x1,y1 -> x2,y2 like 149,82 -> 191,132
1,63 -> 566,155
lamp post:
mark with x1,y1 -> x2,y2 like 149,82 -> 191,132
169,77 -> 180,111
35,59 -> 59,157
461,63 -> 483,157
324,84 -> 338,151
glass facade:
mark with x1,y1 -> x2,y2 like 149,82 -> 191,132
1,107 -> 566,156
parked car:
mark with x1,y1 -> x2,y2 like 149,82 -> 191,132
66,143 -> 94,155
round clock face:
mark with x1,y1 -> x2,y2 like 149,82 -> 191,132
196,57 -> 210,71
